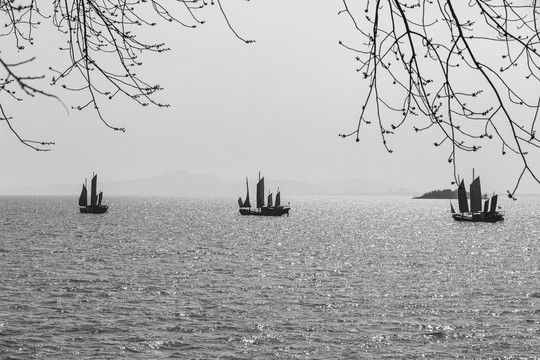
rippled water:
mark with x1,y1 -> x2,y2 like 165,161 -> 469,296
1,195 -> 540,359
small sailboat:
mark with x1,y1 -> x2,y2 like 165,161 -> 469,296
451,174 -> 503,223
238,172 -> 290,216
79,173 -> 109,214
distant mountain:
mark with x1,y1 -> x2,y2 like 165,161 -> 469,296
104,171 -> 237,196
412,188 -> 491,199
0,171 -> 415,197
279,178 -> 411,196
413,189 -> 458,199
2,183 -> 81,196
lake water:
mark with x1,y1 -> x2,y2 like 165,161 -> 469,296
1,195 -> 539,359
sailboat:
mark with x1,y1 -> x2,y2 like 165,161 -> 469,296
238,172 -> 290,216
451,174 -> 503,223
79,173 -> 109,214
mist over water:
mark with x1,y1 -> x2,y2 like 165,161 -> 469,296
1,195 -> 539,359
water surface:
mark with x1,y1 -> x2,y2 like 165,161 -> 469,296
1,195 -> 539,359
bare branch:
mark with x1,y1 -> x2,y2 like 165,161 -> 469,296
340,0 -> 540,197
0,0 -> 252,149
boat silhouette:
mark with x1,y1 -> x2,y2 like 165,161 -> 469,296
451,174 -> 503,223
238,172 -> 290,216
79,173 -> 108,214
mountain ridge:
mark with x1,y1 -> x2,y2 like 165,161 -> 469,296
0,170 -> 415,196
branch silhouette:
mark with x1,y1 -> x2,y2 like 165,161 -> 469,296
0,0 -> 252,150
338,0 -> 540,197
2,0 -> 538,196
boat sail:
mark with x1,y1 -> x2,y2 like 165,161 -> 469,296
457,179 -> 469,213
78,182 -> 88,207
90,175 -> 98,206
79,173 -> 109,214
238,177 -> 252,208
489,194 -> 498,213
469,176 -> 482,213
451,175 -> 503,223
256,174 -> 265,209
267,191 -> 273,208
238,172 -> 290,216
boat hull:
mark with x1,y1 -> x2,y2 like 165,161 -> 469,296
239,206 -> 290,217
80,205 -> 109,214
452,212 -> 503,223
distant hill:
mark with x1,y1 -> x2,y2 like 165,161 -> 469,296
413,188 -> 491,200
413,189 -> 458,199
0,171 -> 415,197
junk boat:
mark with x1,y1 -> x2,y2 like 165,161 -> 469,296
451,174 -> 503,223
238,172 -> 290,216
79,173 -> 108,214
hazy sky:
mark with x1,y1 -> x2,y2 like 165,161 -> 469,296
1,1 -> 539,194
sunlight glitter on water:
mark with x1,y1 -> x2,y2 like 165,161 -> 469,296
1,195 -> 539,359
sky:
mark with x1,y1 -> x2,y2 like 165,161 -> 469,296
1,0 -> 539,195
